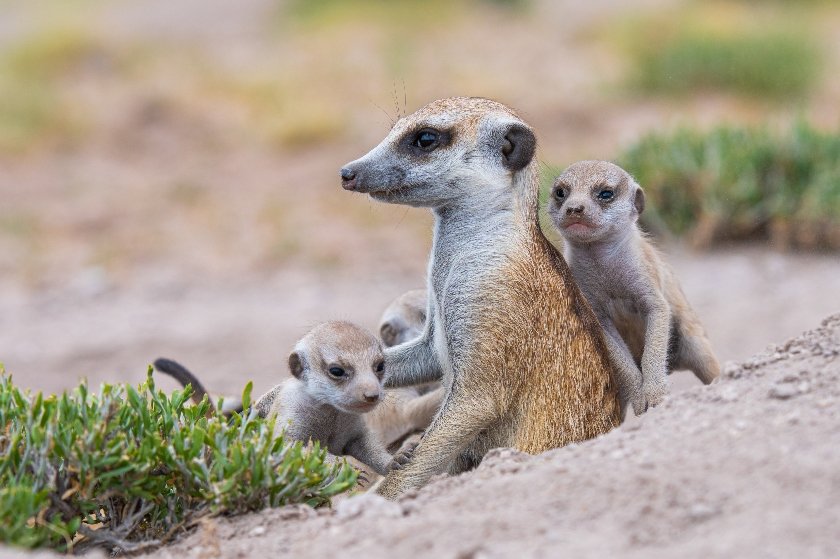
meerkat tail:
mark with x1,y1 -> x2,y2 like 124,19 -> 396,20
153,357 -> 211,407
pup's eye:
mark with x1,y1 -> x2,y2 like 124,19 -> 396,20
554,188 -> 566,199
413,129 -> 439,151
328,367 -> 346,378
597,189 -> 614,201
375,361 -> 385,373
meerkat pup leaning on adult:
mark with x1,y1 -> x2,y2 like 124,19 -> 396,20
156,321 -> 410,476
341,97 -> 621,499
547,160 -> 721,416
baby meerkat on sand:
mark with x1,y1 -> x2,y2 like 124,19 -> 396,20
156,321 -> 410,475
253,321 -> 411,475
547,160 -> 720,416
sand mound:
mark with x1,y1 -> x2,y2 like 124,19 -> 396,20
160,314 -> 839,558
7,314 -> 839,558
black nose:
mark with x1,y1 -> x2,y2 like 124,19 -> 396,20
340,167 -> 356,181
566,204 -> 584,215
364,393 -> 380,404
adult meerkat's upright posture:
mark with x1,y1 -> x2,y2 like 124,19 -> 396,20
340,97 -> 621,499
547,160 -> 720,416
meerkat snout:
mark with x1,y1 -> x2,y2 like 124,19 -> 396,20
340,167 -> 357,190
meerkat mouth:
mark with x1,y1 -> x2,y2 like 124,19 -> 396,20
343,401 -> 379,414
564,221 -> 594,234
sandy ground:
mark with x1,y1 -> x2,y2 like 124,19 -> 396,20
2,245 -> 839,402
119,313 -> 839,559
2,1 -> 840,556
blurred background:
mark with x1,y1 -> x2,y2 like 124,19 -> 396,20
1,0 -> 839,397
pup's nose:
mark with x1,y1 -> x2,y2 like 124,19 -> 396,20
566,204 -> 584,215
363,392 -> 380,404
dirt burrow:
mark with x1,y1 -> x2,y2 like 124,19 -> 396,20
139,314 -> 840,559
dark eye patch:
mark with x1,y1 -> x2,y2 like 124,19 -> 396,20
328,366 -> 346,379
400,127 -> 452,156
596,188 -> 615,201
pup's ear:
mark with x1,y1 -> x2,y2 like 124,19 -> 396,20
379,321 -> 400,348
500,122 -> 536,172
288,351 -> 305,379
633,186 -> 646,216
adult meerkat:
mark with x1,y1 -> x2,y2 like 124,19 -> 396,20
367,289 -> 444,449
340,97 -> 621,499
547,160 -> 720,416
155,321 -> 408,475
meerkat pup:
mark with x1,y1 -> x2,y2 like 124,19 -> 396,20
366,289 -> 444,449
378,289 -> 427,347
547,160 -> 721,416
155,321 -> 408,476
341,97 -> 621,499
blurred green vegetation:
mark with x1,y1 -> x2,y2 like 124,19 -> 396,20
0,28 -> 104,152
631,30 -> 820,100
284,0 -> 528,26
617,122 -> 840,250
0,370 -> 356,554
612,1 -> 824,102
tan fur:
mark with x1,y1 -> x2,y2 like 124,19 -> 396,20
341,97 -> 621,498
548,160 -> 720,416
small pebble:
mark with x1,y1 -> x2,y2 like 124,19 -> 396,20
768,384 -> 798,400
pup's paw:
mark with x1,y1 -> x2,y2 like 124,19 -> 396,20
389,441 -> 418,471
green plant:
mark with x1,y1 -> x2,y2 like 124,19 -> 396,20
0,369 -> 357,554
617,122 -> 840,249
626,24 -> 820,100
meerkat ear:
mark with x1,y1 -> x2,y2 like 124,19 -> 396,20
379,321 -> 398,348
634,186 -> 646,215
500,122 -> 536,172
288,351 -> 305,379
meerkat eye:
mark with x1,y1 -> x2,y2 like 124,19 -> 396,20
597,189 -> 614,201
327,366 -> 346,378
375,360 -> 385,373
554,188 -> 566,200
413,129 -> 440,151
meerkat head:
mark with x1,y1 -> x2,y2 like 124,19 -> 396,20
547,160 -> 645,245
378,289 -> 427,347
340,97 -> 537,209
288,321 -> 385,414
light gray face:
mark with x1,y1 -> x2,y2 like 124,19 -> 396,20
547,160 -> 645,245
289,323 -> 385,414
339,97 -> 536,209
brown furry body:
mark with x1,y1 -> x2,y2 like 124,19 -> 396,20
341,97 -> 621,498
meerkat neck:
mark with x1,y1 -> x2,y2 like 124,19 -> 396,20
568,226 -> 642,266
433,163 -> 541,239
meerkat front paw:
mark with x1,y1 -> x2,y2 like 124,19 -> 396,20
389,440 -> 418,471
631,388 -> 649,416
641,377 -> 667,410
